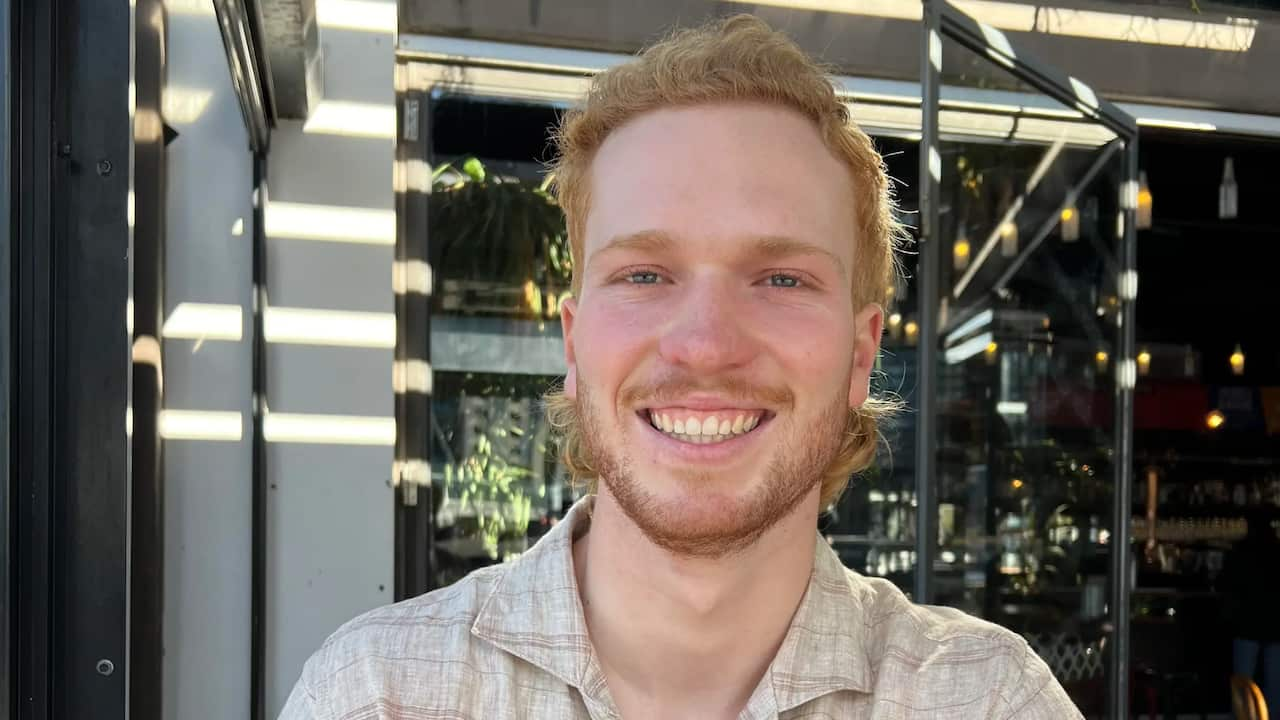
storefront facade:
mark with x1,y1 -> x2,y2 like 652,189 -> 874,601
6,0 -> 1280,718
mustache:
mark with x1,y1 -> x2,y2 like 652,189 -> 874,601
618,373 -> 793,409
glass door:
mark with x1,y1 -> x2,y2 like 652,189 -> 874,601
919,2 -> 1138,717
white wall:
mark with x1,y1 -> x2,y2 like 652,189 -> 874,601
263,6 -> 397,715
162,0 -> 397,716
163,1 -> 254,717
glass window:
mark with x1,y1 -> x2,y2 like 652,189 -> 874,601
427,97 -> 581,588
929,32 -> 1126,714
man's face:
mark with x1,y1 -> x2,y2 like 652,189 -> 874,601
560,103 -> 882,558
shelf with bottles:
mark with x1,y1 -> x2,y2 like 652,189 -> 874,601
1139,471 -> 1280,510
1129,516 -> 1247,545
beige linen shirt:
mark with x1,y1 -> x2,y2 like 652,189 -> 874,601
281,497 -> 1082,719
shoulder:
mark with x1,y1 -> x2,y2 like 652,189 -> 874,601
319,563 -> 506,661
282,564 -> 511,718
849,571 -> 1079,718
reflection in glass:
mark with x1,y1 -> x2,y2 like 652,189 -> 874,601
428,98 -> 579,588
933,33 -> 1122,714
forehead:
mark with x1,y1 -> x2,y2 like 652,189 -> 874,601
583,103 -> 857,261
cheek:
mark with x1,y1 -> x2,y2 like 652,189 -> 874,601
571,302 -> 653,383
755,305 -> 856,380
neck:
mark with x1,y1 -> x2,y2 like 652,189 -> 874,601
572,487 -> 819,720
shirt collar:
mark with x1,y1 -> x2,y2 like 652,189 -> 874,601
471,495 -> 874,713
766,532 -> 875,711
471,495 -> 604,695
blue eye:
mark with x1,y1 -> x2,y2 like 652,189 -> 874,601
768,274 -> 801,288
627,271 -> 661,284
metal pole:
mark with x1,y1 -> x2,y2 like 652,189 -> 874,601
129,0 -> 168,714
394,79 -> 435,598
1106,138 -> 1138,720
914,0 -> 943,605
0,0 -> 12,708
250,151 -> 269,720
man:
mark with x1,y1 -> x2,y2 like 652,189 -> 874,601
282,14 -> 1080,719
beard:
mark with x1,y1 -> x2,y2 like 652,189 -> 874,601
575,375 -> 850,560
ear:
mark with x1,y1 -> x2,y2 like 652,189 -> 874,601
848,303 -> 884,408
560,295 -> 579,400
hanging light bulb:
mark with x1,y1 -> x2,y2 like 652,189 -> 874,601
1219,157 -> 1238,220
985,341 -> 999,365
1137,348 -> 1152,377
1060,204 -> 1080,242
904,320 -> 919,346
1206,410 -> 1226,430
999,222 -> 1019,258
1136,171 -> 1153,230
954,235 -> 971,271
887,312 -> 903,341
1095,350 -> 1109,375
1230,344 -> 1245,376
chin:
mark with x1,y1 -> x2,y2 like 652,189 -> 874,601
604,464 -> 810,559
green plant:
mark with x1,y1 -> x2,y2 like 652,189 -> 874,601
430,157 -> 572,317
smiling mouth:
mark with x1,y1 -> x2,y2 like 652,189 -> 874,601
640,409 -> 771,445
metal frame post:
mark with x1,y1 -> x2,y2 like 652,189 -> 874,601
393,71 -> 435,599
914,0 -> 943,605
0,0 -> 11,709
1106,138 -> 1138,720
12,0 -> 133,714
250,152 -> 269,720
129,0 -> 168,715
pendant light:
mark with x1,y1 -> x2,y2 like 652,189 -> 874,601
1060,204 -> 1080,242
1230,344 -> 1245,376
1137,348 -> 1151,377
999,221 -> 1019,258
954,234 -> 971,271
904,319 -> 919,346
1219,157 -> 1238,220
887,312 -> 903,341
1136,171 -> 1153,230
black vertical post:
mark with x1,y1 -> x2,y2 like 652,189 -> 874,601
55,0 -> 133,709
250,152 -> 269,720
1106,139 -> 1138,720
914,0 -> 942,605
12,0 -> 58,711
0,0 -> 12,711
13,0 -> 132,715
130,0 -> 167,716
394,74 -> 435,599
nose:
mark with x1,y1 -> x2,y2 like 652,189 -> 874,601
656,275 -> 755,373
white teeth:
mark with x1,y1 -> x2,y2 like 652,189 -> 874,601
650,410 -> 766,444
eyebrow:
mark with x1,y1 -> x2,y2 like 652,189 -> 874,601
590,230 -> 848,281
